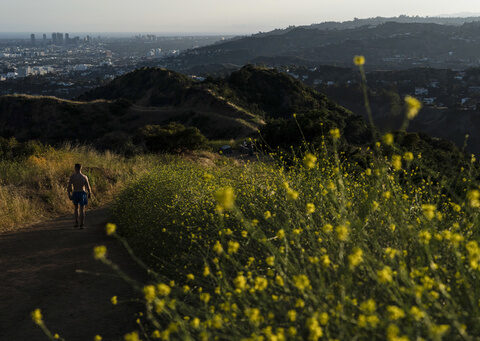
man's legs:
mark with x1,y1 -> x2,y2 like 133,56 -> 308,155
79,205 -> 85,227
74,204 -> 79,227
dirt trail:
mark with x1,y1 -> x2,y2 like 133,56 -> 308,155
0,208 -> 147,341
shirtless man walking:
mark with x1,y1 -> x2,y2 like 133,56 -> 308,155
67,163 -> 92,228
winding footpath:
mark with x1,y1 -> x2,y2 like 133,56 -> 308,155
0,208 -> 146,341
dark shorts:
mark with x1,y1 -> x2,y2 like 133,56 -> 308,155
72,191 -> 88,206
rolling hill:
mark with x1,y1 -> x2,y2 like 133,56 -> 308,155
0,66 -> 360,149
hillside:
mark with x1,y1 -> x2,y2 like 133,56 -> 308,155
167,22 -> 480,70
0,66 -> 359,150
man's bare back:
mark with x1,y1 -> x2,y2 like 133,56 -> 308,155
69,173 -> 90,192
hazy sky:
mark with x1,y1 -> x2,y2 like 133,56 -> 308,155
2,0 -> 480,34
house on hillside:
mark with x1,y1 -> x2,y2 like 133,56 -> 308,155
415,87 -> 428,96
468,86 -> 480,95
423,98 -> 435,105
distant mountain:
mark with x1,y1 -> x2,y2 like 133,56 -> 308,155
436,13 -> 480,18
167,21 -> 480,71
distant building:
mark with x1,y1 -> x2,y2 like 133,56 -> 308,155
30,34 -> 35,46
17,66 -> 32,78
43,34 -> 47,44
73,64 -> 90,71
415,87 -> 428,96
52,33 -> 57,44
468,86 -> 480,95
423,97 -> 436,105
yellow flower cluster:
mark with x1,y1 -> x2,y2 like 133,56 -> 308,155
405,95 -> 422,119
353,55 -> 366,66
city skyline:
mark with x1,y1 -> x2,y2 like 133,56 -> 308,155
2,0 -> 480,34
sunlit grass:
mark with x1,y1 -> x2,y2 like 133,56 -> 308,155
0,144 -> 158,232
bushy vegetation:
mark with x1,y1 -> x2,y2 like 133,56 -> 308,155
138,123 -> 207,153
103,132 -> 480,340
0,142 -> 158,232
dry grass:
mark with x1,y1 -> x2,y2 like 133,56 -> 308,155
0,145 -> 159,233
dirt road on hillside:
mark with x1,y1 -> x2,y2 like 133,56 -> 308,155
0,208 -> 147,341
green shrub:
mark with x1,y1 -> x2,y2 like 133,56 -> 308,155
138,123 -> 207,153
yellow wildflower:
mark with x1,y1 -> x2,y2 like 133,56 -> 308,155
234,275 -> 247,290
275,275 -> 284,286
105,223 -> 117,235
360,299 -> 376,314
156,283 -> 171,296
403,152 -> 414,162
111,296 -> 118,305
245,308 -> 262,325
143,285 -> 156,303
387,306 -> 405,320
418,230 -> 432,244
466,241 -> 480,269
321,255 -> 331,267
392,155 -> 402,171
213,241 -> 223,255
266,256 -> 275,266
31,308 -> 43,325
303,153 -> 317,169
254,276 -> 268,291
200,293 -> 210,303
348,248 -> 364,269
330,128 -> 341,140
336,224 -> 349,241
286,187 -> 299,200
353,55 -> 366,66
319,312 -> 329,325
124,331 -> 140,341
93,245 -> 107,260
306,315 -> 323,341
287,310 -> 297,322
227,240 -> 240,254
191,318 -> 200,329
306,203 -> 315,214
422,204 -> 436,220
405,95 -> 422,119
293,274 -> 310,291
467,190 -> 480,208
410,306 -> 425,321
323,224 -> 333,233
382,133 -> 394,146
215,187 -> 235,211
429,324 -> 450,340
154,300 -> 165,314
378,266 -> 393,283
